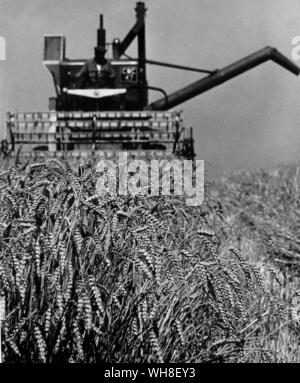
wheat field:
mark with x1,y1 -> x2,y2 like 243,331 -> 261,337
0,155 -> 299,363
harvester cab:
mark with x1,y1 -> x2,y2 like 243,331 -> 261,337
44,4 -> 149,113
2,2 -> 300,161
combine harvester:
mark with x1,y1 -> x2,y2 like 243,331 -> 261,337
1,2 -> 299,161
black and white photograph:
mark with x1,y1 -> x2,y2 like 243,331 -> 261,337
0,0 -> 300,367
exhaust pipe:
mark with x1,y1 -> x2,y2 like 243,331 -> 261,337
97,14 -> 106,47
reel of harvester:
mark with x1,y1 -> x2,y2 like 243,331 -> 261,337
3,2 -> 299,162
5,110 -> 193,161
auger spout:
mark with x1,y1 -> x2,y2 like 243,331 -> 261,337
148,46 -> 300,110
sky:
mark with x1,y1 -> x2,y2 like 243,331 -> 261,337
1,0 -> 300,177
